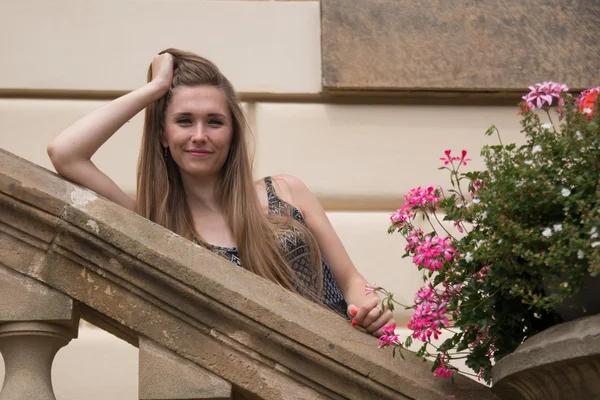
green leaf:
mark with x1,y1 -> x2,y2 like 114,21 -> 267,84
485,125 -> 496,136
393,345 -> 405,360
416,343 -> 428,358
437,337 -> 456,352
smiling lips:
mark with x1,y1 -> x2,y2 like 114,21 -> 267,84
186,149 -> 213,157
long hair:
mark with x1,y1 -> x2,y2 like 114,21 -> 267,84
136,48 -> 323,302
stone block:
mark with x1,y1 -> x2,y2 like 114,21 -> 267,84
0,265 -> 74,324
254,102 -> 523,207
139,337 -> 232,400
492,314 -> 600,399
321,0 -> 600,91
0,0 -> 321,94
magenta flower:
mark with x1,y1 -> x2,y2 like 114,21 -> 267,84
381,324 -> 396,336
434,364 -> 452,378
413,236 -> 456,272
522,81 -> 569,110
404,186 -> 442,209
429,302 -> 449,329
440,149 -> 471,167
460,150 -> 472,166
415,287 -> 435,304
378,324 -> 399,348
453,218 -> 464,234
405,229 -> 424,252
408,286 -> 450,342
390,205 -> 414,227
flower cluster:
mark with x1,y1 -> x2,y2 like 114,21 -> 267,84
374,82 -> 600,384
390,186 -> 442,225
413,236 -> 456,272
407,285 -> 450,341
522,81 -> 569,110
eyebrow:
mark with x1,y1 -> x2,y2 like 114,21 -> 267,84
173,112 -> 227,118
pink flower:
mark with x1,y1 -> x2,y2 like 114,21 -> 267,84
434,355 -> 453,378
434,364 -> 452,378
382,324 -> 396,336
405,229 -> 424,252
470,178 -> 485,197
471,265 -> 492,284
378,324 -> 399,348
414,236 -> 456,272
441,149 -> 470,167
440,149 -> 455,165
365,284 -> 379,295
390,205 -> 414,227
522,82 -> 569,110
404,186 -> 442,209
429,301 -> 449,328
408,286 -> 450,342
460,150 -> 472,166
453,219 -> 464,233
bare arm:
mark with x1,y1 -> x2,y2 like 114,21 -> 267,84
47,54 -> 174,211
273,175 -> 395,337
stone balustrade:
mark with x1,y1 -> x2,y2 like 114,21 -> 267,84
0,148 -> 496,399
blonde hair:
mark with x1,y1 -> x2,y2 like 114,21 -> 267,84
136,48 -> 323,302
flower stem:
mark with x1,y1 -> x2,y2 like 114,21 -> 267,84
544,109 -> 558,133
432,212 -> 457,240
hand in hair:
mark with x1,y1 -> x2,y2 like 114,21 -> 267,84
347,296 -> 395,338
150,52 -> 175,92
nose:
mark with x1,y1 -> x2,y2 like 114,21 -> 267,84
190,125 -> 208,143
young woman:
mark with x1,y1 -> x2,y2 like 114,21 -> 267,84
47,48 -> 395,336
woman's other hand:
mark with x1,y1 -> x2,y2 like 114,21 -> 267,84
150,53 -> 175,93
347,296 -> 395,338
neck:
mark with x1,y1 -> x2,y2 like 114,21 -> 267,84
180,172 -> 222,214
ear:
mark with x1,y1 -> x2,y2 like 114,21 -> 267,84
159,131 -> 168,148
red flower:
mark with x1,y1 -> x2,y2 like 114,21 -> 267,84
579,87 -> 599,117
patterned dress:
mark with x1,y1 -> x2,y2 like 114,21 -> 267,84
195,177 -> 348,318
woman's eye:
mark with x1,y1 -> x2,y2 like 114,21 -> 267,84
209,120 -> 224,126
177,118 -> 192,125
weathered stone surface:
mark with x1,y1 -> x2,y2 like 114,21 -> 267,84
492,314 -> 600,399
0,266 -> 74,323
0,148 -> 497,399
139,337 -> 232,400
321,0 -> 600,91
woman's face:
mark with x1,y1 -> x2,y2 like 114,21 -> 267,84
162,85 -> 233,180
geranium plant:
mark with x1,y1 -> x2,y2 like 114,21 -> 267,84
375,82 -> 600,383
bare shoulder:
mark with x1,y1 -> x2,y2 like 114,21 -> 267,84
254,174 -> 313,211
272,174 -> 314,207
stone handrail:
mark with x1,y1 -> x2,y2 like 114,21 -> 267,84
0,148 -> 496,400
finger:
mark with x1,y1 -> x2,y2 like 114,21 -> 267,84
347,304 -> 358,319
366,311 -> 395,335
351,297 -> 379,326
361,306 -> 383,328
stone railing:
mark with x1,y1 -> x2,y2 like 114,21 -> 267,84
0,148 -> 496,400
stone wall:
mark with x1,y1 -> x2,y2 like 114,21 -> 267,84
0,0 -> 538,328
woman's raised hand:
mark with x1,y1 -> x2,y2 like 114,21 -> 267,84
150,53 -> 175,93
